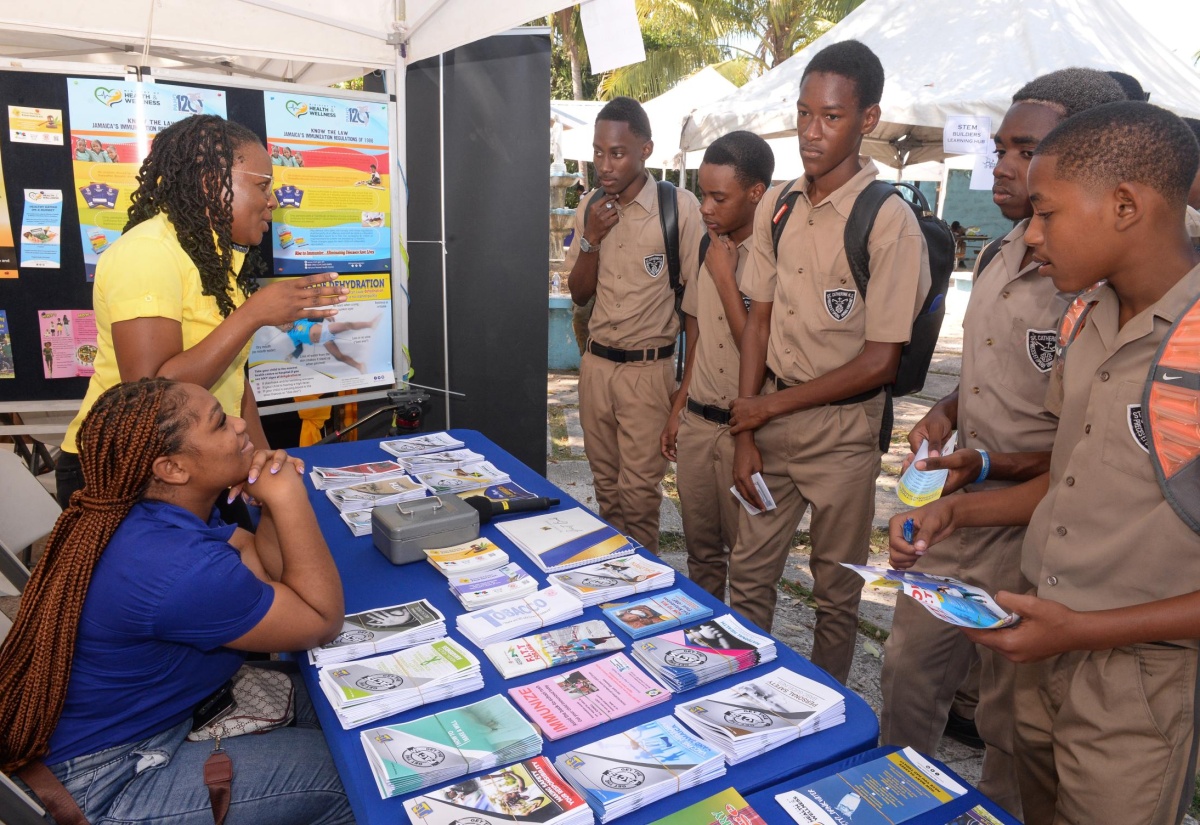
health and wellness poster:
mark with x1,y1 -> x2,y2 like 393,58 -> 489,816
0,311 -> 13,379
263,92 -> 391,274
0,144 -> 14,278
20,189 -> 63,268
38,309 -> 97,379
66,79 -> 227,279
247,275 -> 394,400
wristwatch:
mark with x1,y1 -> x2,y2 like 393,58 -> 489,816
578,236 -> 598,254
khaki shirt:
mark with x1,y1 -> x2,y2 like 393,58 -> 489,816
958,220 -> 1065,468
1023,264 -> 1200,623
681,238 -> 749,407
565,172 -> 703,350
740,158 -> 930,384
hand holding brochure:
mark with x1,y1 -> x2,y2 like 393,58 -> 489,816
897,433 -> 958,507
403,757 -> 591,825
456,585 -> 585,648
603,589 -> 712,639
843,564 -> 1019,630
551,555 -> 675,606
730,472 -> 777,516
485,620 -> 624,679
308,599 -> 446,666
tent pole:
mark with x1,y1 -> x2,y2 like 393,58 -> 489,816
390,42 -> 411,391
439,53 -> 451,426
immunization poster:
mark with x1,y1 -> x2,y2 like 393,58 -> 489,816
66,79 -> 228,279
38,309 -> 97,379
263,92 -> 391,274
0,310 -> 13,379
247,275 -> 394,401
0,144 -> 15,278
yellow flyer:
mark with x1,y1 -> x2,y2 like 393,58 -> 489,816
0,143 -> 14,277
8,106 -> 64,145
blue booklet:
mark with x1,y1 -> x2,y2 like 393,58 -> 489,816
602,589 -> 713,639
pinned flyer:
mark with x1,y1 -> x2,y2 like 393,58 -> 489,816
731,472 -> 777,515
970,150 -> 999,190
897,434 -> 957,507
8,106 -> 63,145
20,189 -> 63,268
943,115 -> 992,155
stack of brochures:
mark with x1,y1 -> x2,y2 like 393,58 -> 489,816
395,448 -> 486,474
496,507 -> 636,574
308,600 -> 446,666
309,460 -> 414,491
424,538 -> 510,576
340,509 -> 373,537
602,589 -> 713,640
648,788 -> 767,825
402,757 -> 592,825
359,695 -> 541,799
673,667 -> 845,764
550,555 -> 675,607
509,653 -> 672,741
417,461 -> 512,495
318,639 -> 483,729
449,562 -> 539,611
485,620 -> 624,679
456,585 -> 584,648
325,475 -> 430,513
631,615 -> 776,693
380,431 -> 466,459
555,716 -> 726,823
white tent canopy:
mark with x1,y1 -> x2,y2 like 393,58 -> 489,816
681,0 -> 1200,167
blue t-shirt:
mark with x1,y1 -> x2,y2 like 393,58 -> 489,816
45,500 -> 275,764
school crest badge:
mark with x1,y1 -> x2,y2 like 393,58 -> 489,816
1026,329 -> 1056,373
824,288 -> 856,322
644,254 -> 666,278
1127,404 -> 1150,453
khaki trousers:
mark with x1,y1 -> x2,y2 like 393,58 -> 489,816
880,521 -> 1026,816
675,410 -> 740,601
578,351 -> 673,554
731,396 -> 882,683
1014,644 -> 1200,825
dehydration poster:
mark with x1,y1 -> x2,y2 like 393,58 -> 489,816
263,92 -> 391,274
38,309 -> 97,379
66,78 -> 228,279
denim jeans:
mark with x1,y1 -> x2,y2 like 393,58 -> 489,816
36,671 -> 354,824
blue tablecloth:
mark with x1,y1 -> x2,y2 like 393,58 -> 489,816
744,745 -> 1021,824
294,430 -> 879,825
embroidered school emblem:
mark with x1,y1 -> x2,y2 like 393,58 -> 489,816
824,288 -> 856,321
644,254 -> 666,278
1026,329 -> 1056,373
1127,404 -> 1150,453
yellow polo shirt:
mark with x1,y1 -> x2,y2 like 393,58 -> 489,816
62,213 -> 249,454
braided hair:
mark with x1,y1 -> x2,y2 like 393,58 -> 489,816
126,115 -> 267,318
0,379 -> 193,772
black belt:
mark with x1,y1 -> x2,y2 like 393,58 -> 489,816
587,340 -> 676,363
686,397 -> 731,426
771,374 -> 881,406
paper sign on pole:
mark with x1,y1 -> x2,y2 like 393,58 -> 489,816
579,0 -> 646,75
943,115 -> 992,155
969,151 -> 999,190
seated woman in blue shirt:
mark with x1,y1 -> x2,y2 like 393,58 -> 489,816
0,378 -> 354,824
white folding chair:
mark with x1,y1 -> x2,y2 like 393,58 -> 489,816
0,450 -> 62,593
0,769 -> 48,825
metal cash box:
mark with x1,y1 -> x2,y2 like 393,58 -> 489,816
371,494 -> 480,564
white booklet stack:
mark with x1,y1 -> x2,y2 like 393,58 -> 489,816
318,638 -> 483,729
555,716 -> 726,823
417,461 -> 512,495
308,600 -> 446,666
309,460 -> 414,491
449,562 -> 539,611
395,448 -> 486,474
549,555 -> 675,607
457,585 -> 585,648
423,538 -> 510,576
359,694 -> 541,798
403,757 -> 592,825
380,431 -> 466,459
674,667 -> 845,764
631,615 -> 776,693
325,475 -> 430,513
485,620 -> 624,679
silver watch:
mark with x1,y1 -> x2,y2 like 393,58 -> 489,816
579,236 -> 598,254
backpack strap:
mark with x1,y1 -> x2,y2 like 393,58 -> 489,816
656,180 -> 685,380
771,179 -> 801,258
842,180 -> 902,300
698,233 -> 711,268
973,236 -> 1005,280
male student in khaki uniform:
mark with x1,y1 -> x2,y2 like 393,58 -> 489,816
566,97 -> 702,554
892,101 -> 1200,825
660,131 -> 774,599
878,68 -> 1127,816
729,40 -> 929,683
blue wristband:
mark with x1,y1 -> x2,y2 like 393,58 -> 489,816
974,449 -> 990,485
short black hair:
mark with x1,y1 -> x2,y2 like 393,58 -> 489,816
1011,68 -> 1127,119
1106,71 -> 1149,102
1184,117 -> 1200,145
597,96 -> 652,141
1035,101 -> 1200,208
702,131 -> 775,189
801,40 -> 884,109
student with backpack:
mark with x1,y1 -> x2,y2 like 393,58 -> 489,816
727,40 -> 932,683
566,97 -> 703,555
892,101 -> 1200,825
660,131 -> 774,600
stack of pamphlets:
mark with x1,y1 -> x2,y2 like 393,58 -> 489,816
318,639 -> 483,729
496,507 -> 636,573
308,600 -> 446,666
550,555 -> 675,607
359,695 -> 541,798
325,475 -> 430,513
631,615 -> 776,693
555,716 -> 726,823
844,563 -> 1019,630
603,590 -> 712,640
309,460 -> 414,491
773,747 -> 967,824
509,653 -> 672,741
647,788 -> 767,825
455,481 -> 538,504
673,667 -> 845,764
380,432 -> 466,459
403,757 -> 592,825
485,620 -> 624,679
424,538 -> 510,576
449,562 -> 539,611
396,448 -> 486,474
456,585 -> 584,648
417,461 -> 511,495
340,509 -> 373,537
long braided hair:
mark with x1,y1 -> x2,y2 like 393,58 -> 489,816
125,115 -> 267,318
0,379 -> 193,772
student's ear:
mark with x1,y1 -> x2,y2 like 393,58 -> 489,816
748,182 -> 767,205
861,103 -> 881,135
150,454 -> 191,487
1112,182 -> 1145,232
641,139 -> 654,162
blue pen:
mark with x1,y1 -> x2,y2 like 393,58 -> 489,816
903,518 -> 915,544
